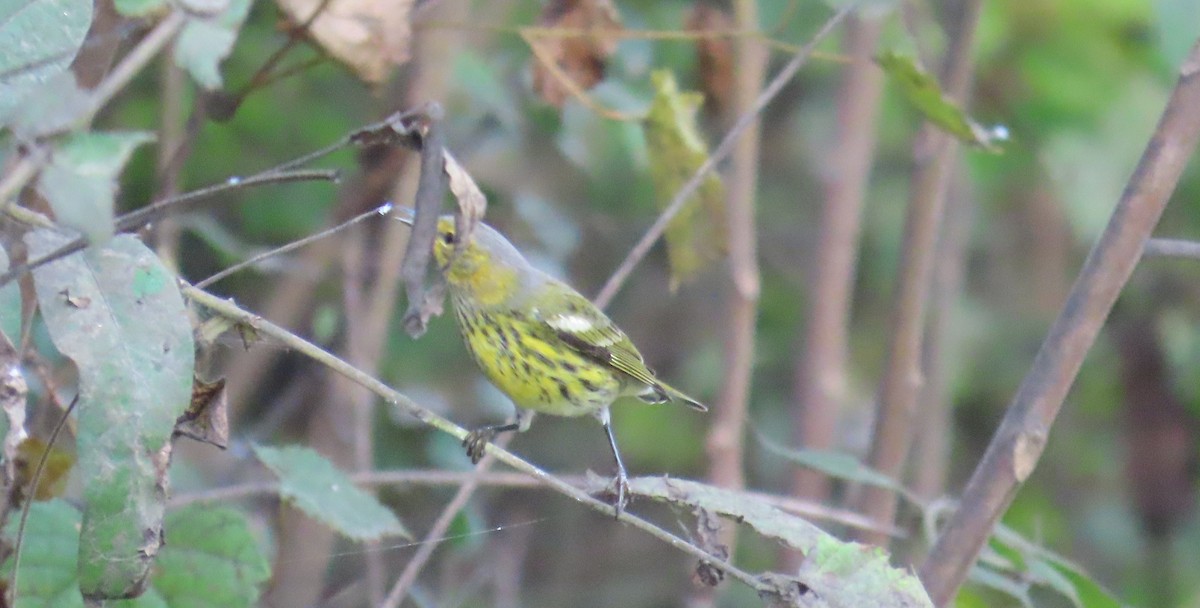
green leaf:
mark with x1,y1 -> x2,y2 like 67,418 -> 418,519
3,501 -> 269,608
966,565 -> 1033,608
626,477 -> 932,607
990,524 -> 1122,608
36,131 -> 155,244
1,499 -> 85,608
26,231 -> 195,601
4,71 -> 90,139
0,0 -> 92,124
174,0 -> 252,89
0,244 -> 20,341
754,429 -> 917,503
253,444 -> 409,541
643,70 -> 726,290
876,51 -> 1006,151
131,505 -> 270,608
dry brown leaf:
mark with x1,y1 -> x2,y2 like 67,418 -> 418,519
530,0 -> 623,107
275,0 -> 413,85
175,376 -> 230,449
685,4 -> 734,115
444,151 -> 487,242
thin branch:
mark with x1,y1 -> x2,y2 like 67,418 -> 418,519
168,468 -> 892,533
193,202 -> 393,289
183,286 -> 768,593
593,4 -> 854,309
853,0 -> 982,547
1143,237 -> 1200,259
417,21 -> 850,64
919,40 -> 1200,605
0,169 -> 338,288
8,395 -> 78,607
380,435 -> 513,608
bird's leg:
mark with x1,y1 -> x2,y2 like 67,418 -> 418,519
600,410 -> 630,519
463,410 -> 534,464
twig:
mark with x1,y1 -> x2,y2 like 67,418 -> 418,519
0,169 -> 338,288
183,286 -> 767,593
1143,237 -> 1200,259
193,202 -> 393,289
380,435 -> 513,608
919,40 -> 1200,605
8,395 -> 79,607
168,469 -> 891,533
853,0 -> 982,547
592,4 -> 854,309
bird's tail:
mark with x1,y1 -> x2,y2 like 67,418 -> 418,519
640,381 -> 708,412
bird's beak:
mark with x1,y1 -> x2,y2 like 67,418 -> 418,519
391,205 -> 416,226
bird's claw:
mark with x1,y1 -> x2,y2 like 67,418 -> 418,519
463,428 -> 495,464
609,468 -> 630,519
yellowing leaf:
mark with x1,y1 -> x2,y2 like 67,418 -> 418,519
643,70 -> 726,290
15,437 -> 75,501
275,0 -> 413,85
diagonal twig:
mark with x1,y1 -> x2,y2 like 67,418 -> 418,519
593,4 -> 854,309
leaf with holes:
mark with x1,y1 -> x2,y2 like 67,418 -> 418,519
36,131 -> 154,245
26,230 -> 194,601
626,476 -> 933,607
254,444 -> 409,541
0,0 -> 92,124
643,70 -> 726,290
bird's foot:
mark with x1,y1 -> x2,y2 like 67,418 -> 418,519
463,428 -> 496,464
609,467 -> 631,519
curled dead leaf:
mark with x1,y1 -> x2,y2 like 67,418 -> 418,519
529,0 -> 623,107
175,376 -> 230,449
275,0 -> 413,85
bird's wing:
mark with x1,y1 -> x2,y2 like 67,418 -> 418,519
533,285 -> 660,389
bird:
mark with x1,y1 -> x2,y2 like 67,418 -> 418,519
398,211 -> 707,516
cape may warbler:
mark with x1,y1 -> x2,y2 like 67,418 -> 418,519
402,212 -> 707,515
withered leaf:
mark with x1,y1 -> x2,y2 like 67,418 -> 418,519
530,0 -> 623,107
174,376 -> 229,449
275,0 -> 413,85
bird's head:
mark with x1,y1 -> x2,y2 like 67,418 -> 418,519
425,215 -> 527,306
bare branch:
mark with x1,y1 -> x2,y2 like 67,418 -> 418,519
919,40 -> 1200,604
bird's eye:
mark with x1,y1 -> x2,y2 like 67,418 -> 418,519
441,232 -> 455,245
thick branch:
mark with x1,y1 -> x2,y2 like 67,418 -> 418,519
919,40 -> 1200,605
